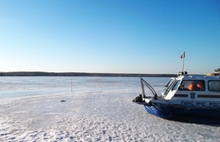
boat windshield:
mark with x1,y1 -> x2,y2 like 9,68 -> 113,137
162,79 -> 175,95
165,79 -> 174,87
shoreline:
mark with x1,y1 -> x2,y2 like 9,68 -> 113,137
0,71 -> 176,77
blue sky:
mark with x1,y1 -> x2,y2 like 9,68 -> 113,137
0,0 -> 219,74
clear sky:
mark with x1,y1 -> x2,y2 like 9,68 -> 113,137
0,0 -> 219,74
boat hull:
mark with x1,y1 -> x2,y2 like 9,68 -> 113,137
144,103 -> 220,123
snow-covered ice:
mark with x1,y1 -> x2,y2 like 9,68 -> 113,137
0,77 -> 220,142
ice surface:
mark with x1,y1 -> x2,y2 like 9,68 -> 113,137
0,77 -> 220,141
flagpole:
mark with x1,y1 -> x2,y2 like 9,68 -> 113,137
181,51 -> 185,73
182,57 -> 185,72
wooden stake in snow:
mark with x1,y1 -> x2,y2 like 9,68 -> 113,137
71,79 -> 72,92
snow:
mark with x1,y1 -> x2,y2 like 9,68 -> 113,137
0,77 -> 220,141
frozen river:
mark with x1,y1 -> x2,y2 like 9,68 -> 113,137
0,77 -> 220,141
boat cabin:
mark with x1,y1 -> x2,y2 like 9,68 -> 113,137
161,72 -> 220,101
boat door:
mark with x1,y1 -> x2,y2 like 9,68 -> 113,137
161,78 -> 175,96
163,79 -> 181,100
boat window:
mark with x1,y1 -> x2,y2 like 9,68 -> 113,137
178,80 -> 205,91
208,81 -> 220,92
172,80 -> 181,90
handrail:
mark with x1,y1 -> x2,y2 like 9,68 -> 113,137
140,78 -> 157,99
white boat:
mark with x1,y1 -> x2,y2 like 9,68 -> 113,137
133,70 -> 220,122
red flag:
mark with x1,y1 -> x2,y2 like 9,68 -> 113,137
180,52 -> 185,59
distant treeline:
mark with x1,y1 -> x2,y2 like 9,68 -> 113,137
0,72 -> 176,77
